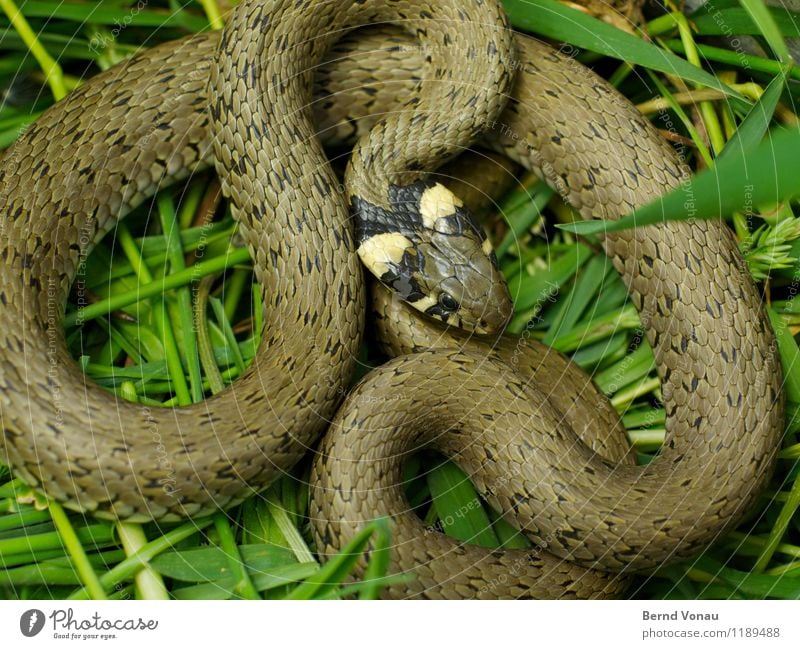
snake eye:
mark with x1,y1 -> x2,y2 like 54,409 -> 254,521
439,292 -> 459,313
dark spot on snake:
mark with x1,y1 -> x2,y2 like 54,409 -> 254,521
111,94 -> 130,108
253,8 -> 271,30
409,113 -> 426,128
680,336 -> 689,353
210,97 -> 224,122
642,255 -> 654,268
77,163 -> 94,177
232,156 -> 248,176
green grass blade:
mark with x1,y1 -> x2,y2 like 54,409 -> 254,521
211,514 -> 260,599
0,0 -> 67,99
737,0 -> 792,64
172,563 -> 319,600
664,39 -> 800,81
64,246 -> 251,327
48,503 -> 107,600
427,460 -> 499,548
502,0 -> 747,105
754,475 -> 800,572
691,6 -> 800,39
69,519 -> 213,600
720,70 -> 787,161
561,126 -> 800,235
149,543 -> 296,583
116,522 -> 168,600
284,521 -> 382,600
507,244 -> 593,331
768,309 -> 800,404
158,192 -> 205,403
692,556 -> 800,597
359,518 -> 392,600
543,255 -> 610,344
6,1 -> 208,31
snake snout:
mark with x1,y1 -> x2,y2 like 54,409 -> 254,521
471,276 -> 513,335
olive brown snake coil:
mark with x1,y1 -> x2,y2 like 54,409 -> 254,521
0,0 -> 783,598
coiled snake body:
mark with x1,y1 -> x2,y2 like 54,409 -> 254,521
0,0 -> 783,598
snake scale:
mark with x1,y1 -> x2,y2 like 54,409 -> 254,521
0,0 -> 784,598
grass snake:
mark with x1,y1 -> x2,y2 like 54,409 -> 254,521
0,0 -> 783,598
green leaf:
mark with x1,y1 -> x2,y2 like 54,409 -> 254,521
149,544 -> 297,583
692,556 -> 800,597
502,0 -> 747,104
543,255 -> 611,344
427,460 -> 499,548
736,0 -> 792,63
172,563 -> 319,600
692,6 -> 800,39
359,519 -> 393,600
7,0 -> 208,31
594,343 -> 656,395
720,70 -> 787,160
507,244 -> 594,331
284,520 -> 385,600
560,126 -> 800,235
768,309 -> 800,404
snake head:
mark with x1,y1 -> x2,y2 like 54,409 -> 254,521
354,181 -> 513,335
